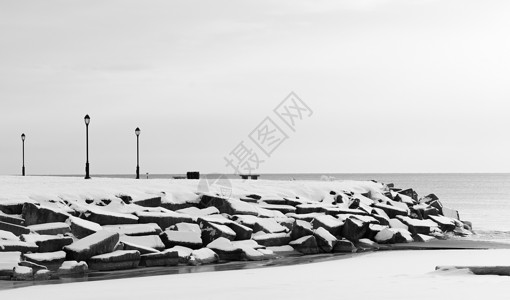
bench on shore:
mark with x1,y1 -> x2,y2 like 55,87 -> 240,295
239,174 -> 260,180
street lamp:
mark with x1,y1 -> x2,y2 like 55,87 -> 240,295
135,127 -> 141,179
21,133 -> 25,176
84,114 -> 91,179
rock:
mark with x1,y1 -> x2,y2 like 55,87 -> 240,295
140,249 -> 179,267
412,204 -> 440,219
253,232 -> 291,247
252,218 -> 288,234
20,234 -> 73,252
414,234 -> 436,242
0,212 -> 24,226
0,199 -> 29,215
206,237 -> 245,261
18,260 -> 48,272
428,215 -> 456,231
388,218 -> 409,230
311,215 -> 343,236
289,235 -> 320,254
66,216 -> 102,238
396,216 -> 438,235
0,229 -> 18,240
314,227 -> 337,252
27,222 -> 71,235
63,231 -> 120,261
199,220 -> 237,244
374,228 -> 396,244
442,207 -> 460,220
0,240 -> 38,253
393,193 -> 416,205
257,204 -> 296,214
373,203 -> 408,218
12,266 -> 33,281
226,222 -> 253,241
365,224 -> 388,240
428,200 -> 444,215
34,269 -> 52,280
356,238 -> 380,251
239,246 -> 266,261
189,248 -> 219,265
277,218 -> 295,231
176,206 -> 220,218
167,246 -> 193,264
286,213 -> 324,222
295,204 -> 329,214
370,207 -> 391,226
168,222 -> 201,233
341,217 -> 369,241
103,223 -> 162,236
87,250 -> 141,271
120,235 -> 166,251
160,230 -> 203,249
290,220 -> 314,240
22,251 -> 66,271
398,188 -> 418,201
419,193 -> 439,204
122,241 -> 159,254
200,194 -> 258,216
0,221 -> 30,236
22,203 -> 70,226
84,208 -> 139,225
332,239 -> 357,253
57,261 -> 88,277
135,211 -> 194,229
325,207 -> 368,216
132,196 -> 162,208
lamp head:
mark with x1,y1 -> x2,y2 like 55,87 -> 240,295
84,114 -> 90,125
21,133 -> 25,141
135,127 -> 141,136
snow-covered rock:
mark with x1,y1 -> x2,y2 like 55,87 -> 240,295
22,202 -> 70,226
160,230 -> 203,249
22,251 -> 66,271
314,227 -> 337,252
66,216 -> 102,238
87,250 -> 141,271
206,237 -> 245,261
0,220 -> 30,236
289,235 -> 320,254
140,249 -> 179,267
341,217 -> 369,241
102,223 -> 162,236
189,248 -> 219,265
27,222 -> 71,235
57,260 -> 88,276
20,234 -> 73,252
311,215 -> 343,236
135,211 -> 194,230
63,231 -> 120,261
253,232 -> 291,247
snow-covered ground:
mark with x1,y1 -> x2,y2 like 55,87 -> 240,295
1,249 -> 510,299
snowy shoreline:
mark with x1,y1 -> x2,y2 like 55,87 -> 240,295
0,175 -> 488,286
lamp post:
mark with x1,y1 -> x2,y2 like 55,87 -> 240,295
135,127 -> 140,179
84,114 -> 91,179
21,133 -> 25,176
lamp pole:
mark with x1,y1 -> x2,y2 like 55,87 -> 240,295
21,133 -> 25,176
135,127 -> 140,179
84,115 -> 91,179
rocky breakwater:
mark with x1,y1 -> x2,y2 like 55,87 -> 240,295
0,179 -> 472,281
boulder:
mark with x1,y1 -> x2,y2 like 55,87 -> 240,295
160,230 -> 203,249
176,207 -> 220,218
199,220 -> 237,244
412,204 -> 440,219
57,260 -> 88,277
168,222 -> 201,233
257,204 -> 296,214
12,266 -> 33,281
289,235 -> 320,254
295,204 -> 328,214
22,203 -> 70,226
428,215 -> 456,231
332,239 -> 357,253
87,250 -> 141,271
414,234 -> 436,243
199,194 -> 258,216
0,199 -> 28,215
374,203 -> 408,218
63,231 -> 120,261
399,188 -> 418,201
290,220 -> 314,240
0,229 -> 18,241
442,207 -> 460,220
67,216 -> 102,238
226,222 -> 253,240
311,215 -> 343,236
103,223 -> 162,236
388,218 -> 408,230
253,233 -> 291,247
366,224 -> 388,240
286,213 -> 324,222
0,240 -> 38,253
341,217 -> 369,241
206,237 -> 245,261
18,260 -> 48,272
20,234 -> 73,252
22,251 -> 66,271
419,193 -> 439,204
356,238 -> 380,251
314,227 -> 337,252
252,218 -> 288,234
396,216 -> 438,235
0,212 -> 24,226
135,211 -> 194,229
120,235 -> 165,251
27,222 -> 71,235
132,196 -> 162,208
140,249 -> 179,267
122,241 -> 159,254
84,208 -> 139,225
189,248 -> 219,265
167,246 -> 193,264
0,221 -> 30,236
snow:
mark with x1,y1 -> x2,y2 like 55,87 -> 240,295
4,249 -> 510,299
0,230 -> 18,241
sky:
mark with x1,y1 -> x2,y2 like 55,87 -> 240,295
0,0 -> 509,175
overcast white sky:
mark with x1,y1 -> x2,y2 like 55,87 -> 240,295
1,0 -> 509,175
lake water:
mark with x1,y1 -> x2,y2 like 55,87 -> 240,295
75,173 -> 510,237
